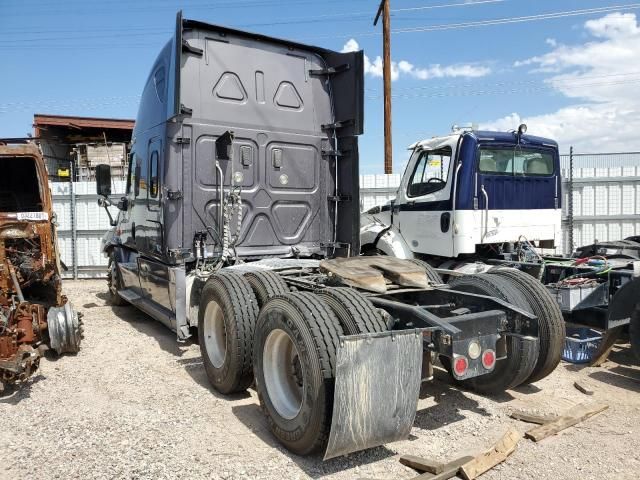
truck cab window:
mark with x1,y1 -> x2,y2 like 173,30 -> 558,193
0,157 -> 42,212
479,148 -> 554,176
126,152 -> 135,195
149,151 -> 159,198
407,148 -> 452,198
134,159 -> 141,197
132,152 -> 148,198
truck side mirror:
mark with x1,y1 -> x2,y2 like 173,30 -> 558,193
96,164 -> 112,197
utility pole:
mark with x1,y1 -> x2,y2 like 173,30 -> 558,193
374,0 -> 392,174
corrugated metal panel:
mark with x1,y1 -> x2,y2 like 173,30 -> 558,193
52,154 -> 640,277
52,180 -> 125,278
34,114 -> 135,131
560,152 -> 640,253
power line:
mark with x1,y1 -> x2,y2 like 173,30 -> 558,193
3,0 -> 638,51
393,0 -> 506,13
368,77 -> 640,100
396,3 -> 640,33
306,2 -> 640,38
366,70 -> 640,94
0,0 -> 509,42
0,0 -> 372,17
0,96 -> 141,109
0,32 -> 170,44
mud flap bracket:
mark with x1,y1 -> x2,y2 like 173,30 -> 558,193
324,329 -> 423,460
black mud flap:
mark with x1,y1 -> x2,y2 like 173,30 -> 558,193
324,330 -> 422,460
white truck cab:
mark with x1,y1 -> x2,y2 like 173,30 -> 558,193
361,127 -> 562,263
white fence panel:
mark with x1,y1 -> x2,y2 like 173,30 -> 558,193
52,180 -> 125,278
51,154 -> 640,277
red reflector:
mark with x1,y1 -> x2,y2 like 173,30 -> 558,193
482,350 -> 496,369
453,356 -> 468,376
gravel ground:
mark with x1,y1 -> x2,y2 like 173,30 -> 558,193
2,279 -> 639,480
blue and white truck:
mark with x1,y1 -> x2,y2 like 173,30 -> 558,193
361,126 -> 640,365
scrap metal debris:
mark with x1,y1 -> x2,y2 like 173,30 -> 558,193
0,143 -> 82,391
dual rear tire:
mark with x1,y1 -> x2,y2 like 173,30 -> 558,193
631,305 -> 640,362
198,270 -> 384,455
447,269 -> 565,394
253,287 -> 387,455
198,273 -> 259,394
253,292 -> 342,455
447,274 -> 539,394
198,270 -> 290,394
488,268 -> 565,384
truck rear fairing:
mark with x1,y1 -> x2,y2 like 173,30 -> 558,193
104,14 -> 363,331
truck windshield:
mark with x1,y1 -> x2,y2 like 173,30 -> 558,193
478,148 -> 554,176
0,157 -> 42,212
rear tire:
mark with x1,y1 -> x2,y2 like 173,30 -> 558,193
315,287 -> 387,334
408,258 -> 443,285
198,273 -> 258,394
107,251 -> 127,306
253,292 -> 343,455
243,270 -> 289,308
447,274 -> 539,394
488,268 -> 565,383
631,304 -> 640,362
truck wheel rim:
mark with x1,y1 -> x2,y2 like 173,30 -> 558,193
263,329 -> 304,420
203,300 -> 226,368
108,261 -> 118,295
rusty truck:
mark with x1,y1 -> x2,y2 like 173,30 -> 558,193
95,12 -> 558,459
0,142 -> 82,392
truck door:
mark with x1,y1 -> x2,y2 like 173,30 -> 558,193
138,137 -> 173,314
115,150 -> 143,294
397,145 -> 456,257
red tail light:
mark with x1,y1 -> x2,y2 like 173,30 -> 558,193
453,356 -> 469,376
482,349 -> 496,370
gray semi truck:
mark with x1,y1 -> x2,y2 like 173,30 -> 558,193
96,12 -> 557,458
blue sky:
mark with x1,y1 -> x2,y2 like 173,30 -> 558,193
2,0 -> 640,174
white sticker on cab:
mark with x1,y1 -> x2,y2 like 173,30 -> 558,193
16,212 -> 49,221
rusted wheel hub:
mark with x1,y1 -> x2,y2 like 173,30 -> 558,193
47,302 -> 83,354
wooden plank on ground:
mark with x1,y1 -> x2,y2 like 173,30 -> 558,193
459,427 -> 522,480
589,325 -> 624,367
400,455 -> 445,474
524,402 -> 609,442
413,456 -> 475,480
573,380 -> 595,396
509,409 -> 559,425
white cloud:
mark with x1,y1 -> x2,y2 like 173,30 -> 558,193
341,38 -> 490,82
397,60 -> 490,80
483,13 -> 640,152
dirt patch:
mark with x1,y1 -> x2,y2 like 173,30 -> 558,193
1,280 -> 639,479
